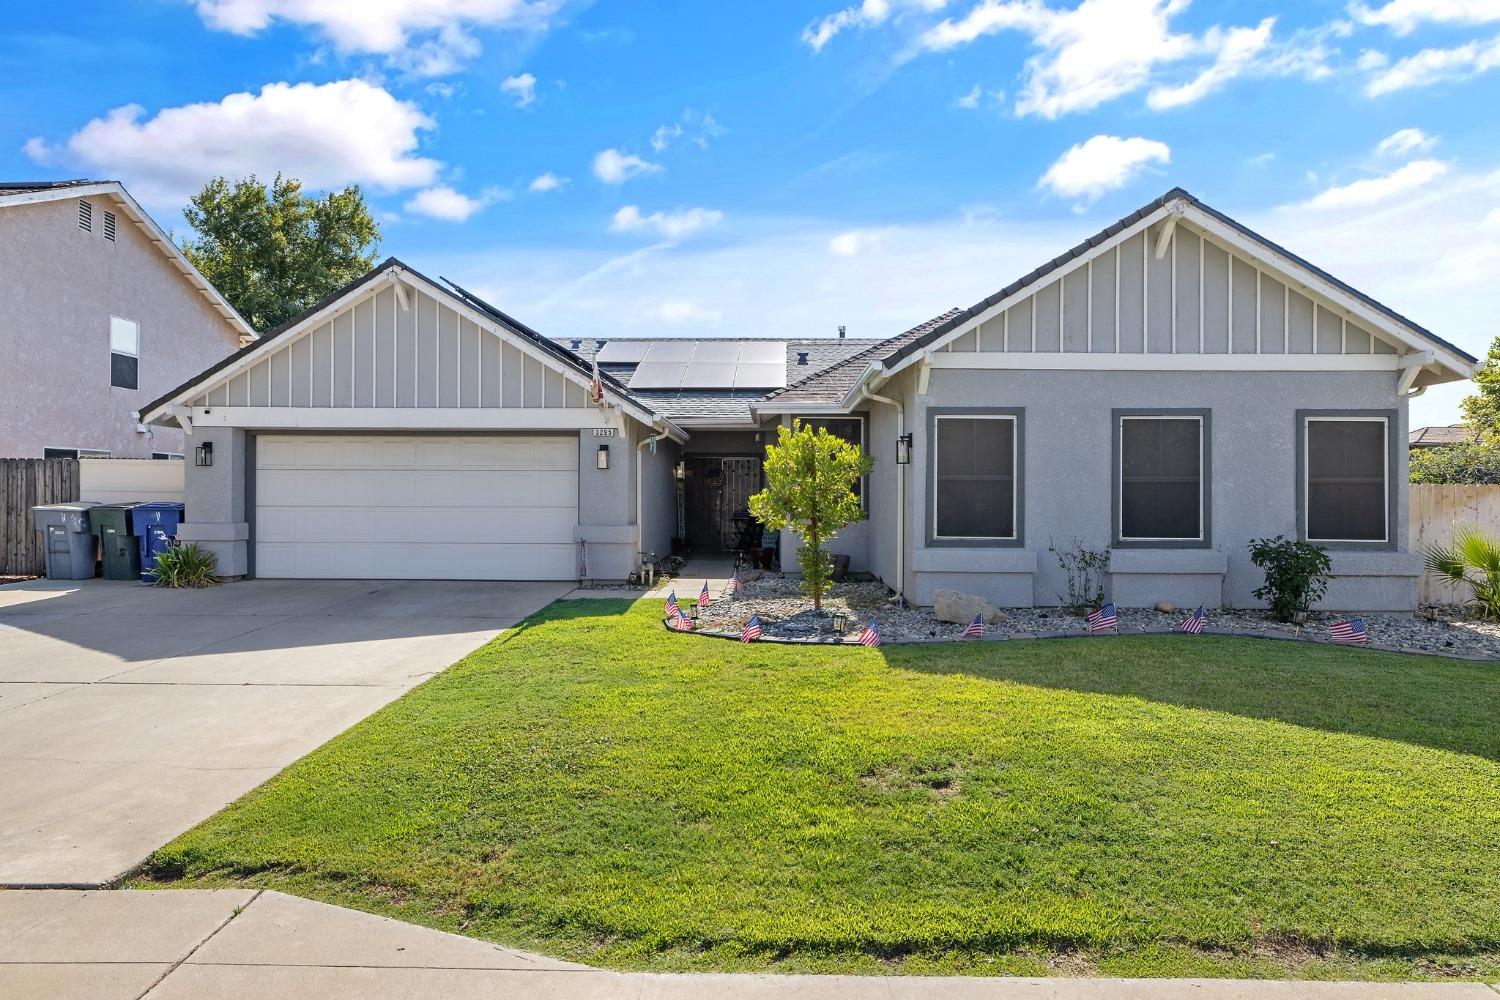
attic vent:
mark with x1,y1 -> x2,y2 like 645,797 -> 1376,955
596,339 -> 606,351
77,200 -> 93,232
102,210 -> 117,242
796,352 -> 809,365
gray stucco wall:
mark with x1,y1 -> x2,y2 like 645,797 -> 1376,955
896,368 -> 1415,611
639,436 -> 680,563
0,197 -> 242,457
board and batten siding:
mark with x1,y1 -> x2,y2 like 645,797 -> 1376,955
193,283 -> 590,411
939,221 -> 1400,358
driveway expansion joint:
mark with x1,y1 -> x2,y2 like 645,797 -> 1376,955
134,889 -> 263,1000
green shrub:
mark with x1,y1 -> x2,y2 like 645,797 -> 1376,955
1424,525 -> 1500,619
148,541 -> 220,588
1409,442 -> 1500,484
1248,536 -> 1331,622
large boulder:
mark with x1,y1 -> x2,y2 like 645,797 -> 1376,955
933,589 -> 1006,625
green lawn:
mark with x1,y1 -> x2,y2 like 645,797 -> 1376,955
141,598 -> 1500,980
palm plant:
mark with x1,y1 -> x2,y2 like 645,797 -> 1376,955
1424,526 -> 1500,619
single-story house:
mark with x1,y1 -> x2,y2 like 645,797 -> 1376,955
1409,424 -> 1472,449
0,179 -> 255,459
140,187 -> 1476,610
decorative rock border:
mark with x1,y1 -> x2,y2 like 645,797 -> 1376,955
660,617 -> 1500,662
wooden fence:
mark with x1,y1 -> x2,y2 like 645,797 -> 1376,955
1409,483 -> 1500,605
0,458 -> 80,576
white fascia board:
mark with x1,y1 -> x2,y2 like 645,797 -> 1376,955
877,203 -> 1176,383
191,406 -> 628,431
750,402 -> 851,416
1181,205 -> 1474,379
925,352 -> 1404,372
0,183 -> 258,343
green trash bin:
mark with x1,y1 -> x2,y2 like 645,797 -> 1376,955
91,504 -> 142,581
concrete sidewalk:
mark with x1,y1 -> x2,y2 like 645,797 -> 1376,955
1,890 -> 1494,1000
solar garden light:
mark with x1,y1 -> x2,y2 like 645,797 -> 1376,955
832,610 -> 848,632
686,602 -> 700,623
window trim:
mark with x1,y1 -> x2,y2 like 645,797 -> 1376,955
1111,408 -> 1212,549
1296,409 -> 1397,549
926,406 -> 1025,548
43,447 -> 111,460
110,315 -> 140,390
797,414 -> 867,511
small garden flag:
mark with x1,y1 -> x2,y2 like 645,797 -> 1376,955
962,614 -> 984,639
670,613 -> 695,632
725,570 -> 741,597
741,614 -> 762,643
1180,605 -> 1207,634
664,592 -> 682,620
1329,618 -> 1368,645
698,581 -> 711,608
857,618 -> 881,647
1087,602 -> 1118,634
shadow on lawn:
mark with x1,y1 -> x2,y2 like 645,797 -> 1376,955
883,634 -> 1500,763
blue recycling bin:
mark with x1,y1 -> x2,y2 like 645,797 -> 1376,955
130,502 -> 186,582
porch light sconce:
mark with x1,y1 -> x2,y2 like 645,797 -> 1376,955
673,461 -> 685,481
194,441 -> 213,467
896,433 -> 912,466
596,444 -> 610,471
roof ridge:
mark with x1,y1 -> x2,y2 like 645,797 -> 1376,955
765,307 -> 963,399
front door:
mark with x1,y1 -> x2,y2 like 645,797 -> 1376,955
683,456 -> 762,551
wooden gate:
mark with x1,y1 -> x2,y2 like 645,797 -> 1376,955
0,458 -> 80,576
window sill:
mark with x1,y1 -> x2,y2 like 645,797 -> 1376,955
1109,548 -> 1227,575
912,548 -> 1037,574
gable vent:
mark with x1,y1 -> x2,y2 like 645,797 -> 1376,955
102,210 -> 117,242
77,199 -> 92,232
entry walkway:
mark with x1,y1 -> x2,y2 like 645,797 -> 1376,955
0,890 -> 1491,1000
645,555 -> 742,600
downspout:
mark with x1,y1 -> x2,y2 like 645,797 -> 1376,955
859,385 -> 907,608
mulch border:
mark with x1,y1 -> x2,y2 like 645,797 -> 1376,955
660,617 -> 1499,663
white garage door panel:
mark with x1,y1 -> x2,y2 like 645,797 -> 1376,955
255,435 -> 580,580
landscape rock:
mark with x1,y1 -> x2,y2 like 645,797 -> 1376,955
1155,601 -> 1175,613
933,590 -> 1006,625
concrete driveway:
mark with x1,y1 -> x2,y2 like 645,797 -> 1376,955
0,577 -> 569,888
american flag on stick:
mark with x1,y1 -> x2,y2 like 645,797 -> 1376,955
741,614 -> 762,643
962,614 -> 984,639
857,618 -> 881,647
669,613 -> 695,632
589,358 -> 604,406
664,592 -> 682,620
1329,618 -> 1368,645
698,581 -> 711,608
1087,602 -> 1118,634
1180,605 -> 1207,634
724,571 -> 740,597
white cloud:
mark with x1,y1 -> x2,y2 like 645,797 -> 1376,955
650,123 -> 682,153
1038,135 -> 1170,204
404,184 -> 506,221
501,72 -> 537,107
802,0 -> 894,51
650,110 -> 724,153
592,148 -> 662,184
1364,34 -> 1500,95
529,172 -> 567,192
1350,0 -> 1500,35
25,79 -> 440,205
426,81 -> 461,98
912,0 -> 1327,118
643,299 -> 723,325
1300,159 -> 1451,209
609,205 -> 724,241
954,84 -> 983,108
1375,127 -> 1437,157
191,0 -> 558,74
828,229 -> 888,255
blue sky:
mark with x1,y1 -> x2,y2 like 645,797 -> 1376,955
4,1 -> 1499,424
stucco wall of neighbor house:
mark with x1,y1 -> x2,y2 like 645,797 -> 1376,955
899,367 -> 1415,611
0,197 -> 242,458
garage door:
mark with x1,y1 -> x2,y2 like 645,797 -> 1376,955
254,435 -> 579,580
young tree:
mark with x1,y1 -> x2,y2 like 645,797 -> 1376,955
180,174 -> 381,333
748,420 -> 873,610
1461,334 -> 1500,442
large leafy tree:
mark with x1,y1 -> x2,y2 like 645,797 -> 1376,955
180,174 -> 381,333
1461,334 -> 1500,441
748,420 -> 872,610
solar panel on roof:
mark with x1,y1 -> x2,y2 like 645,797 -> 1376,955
733,362 -> 787,389
682,362 -> 737,387
738,341 -> 786,364
595,340 -> 650,363
640,341 -> 694,362
629,362 -> 685,389
692,341 -> 740,362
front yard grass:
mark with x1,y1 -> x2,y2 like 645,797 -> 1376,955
141,598 -> 1500,980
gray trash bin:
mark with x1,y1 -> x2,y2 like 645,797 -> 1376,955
32,502 -> 100,580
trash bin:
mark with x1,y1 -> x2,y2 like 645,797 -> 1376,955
90,504 -> 142,581
131,502 -> 186,582
31,502 -> 100,580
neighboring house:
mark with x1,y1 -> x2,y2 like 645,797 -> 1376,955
1409,424 -> 1471,448
141,188 -> 1475,610
0,180 -> 255,459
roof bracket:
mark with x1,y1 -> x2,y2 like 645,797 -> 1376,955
1153,208 -> 1180,260
917,360 -> 932,396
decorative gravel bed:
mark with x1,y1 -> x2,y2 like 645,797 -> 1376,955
682,570 -> 1500,660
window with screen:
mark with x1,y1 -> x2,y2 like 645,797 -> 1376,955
110,316 -> 139,390
803,417 -> 864,500
1117,414 -> 1205,543
932,415 -> 1017,540
1304,416 -> 1388,543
